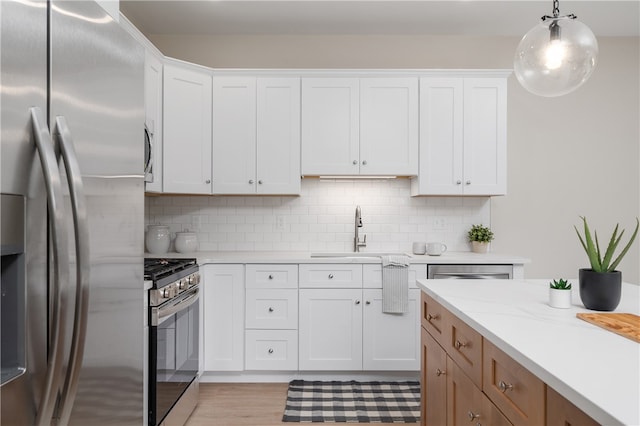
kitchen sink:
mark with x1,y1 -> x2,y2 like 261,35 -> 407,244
310,252 -> 411,258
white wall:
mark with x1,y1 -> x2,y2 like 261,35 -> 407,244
146,179 -> 490,253
146,33 -> 639,283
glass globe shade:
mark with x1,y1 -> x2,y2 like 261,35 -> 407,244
514,17 -> 598,97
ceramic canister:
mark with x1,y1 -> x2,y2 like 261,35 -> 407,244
145,225 -> 171,254
174,231 -> 198,253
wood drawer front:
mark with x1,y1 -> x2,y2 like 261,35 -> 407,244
362,264 -> 426,289
421,293 -> 448,347
245,289 -> 298,329
299,264 -> 363,288
483,340 -> 545,426
421,327 -> 447,426
447,312 -> 483,388
546,386 -> 598,426
246,264 -> 298,288
245,330 -> 298,370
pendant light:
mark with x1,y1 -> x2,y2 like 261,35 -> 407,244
514,0 -> 598,97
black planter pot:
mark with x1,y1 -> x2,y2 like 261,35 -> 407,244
578,269 -> 622,311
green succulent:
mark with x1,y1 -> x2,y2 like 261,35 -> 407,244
574,216 -> 639,273
549,279 -> 572,290
467,224 -> 494,243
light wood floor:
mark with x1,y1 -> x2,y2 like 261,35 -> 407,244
185,383 -> 377,426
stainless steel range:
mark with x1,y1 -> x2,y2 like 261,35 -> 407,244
145,258 -> 201,426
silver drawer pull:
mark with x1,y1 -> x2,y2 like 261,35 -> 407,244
365,301 -> 371,305
268,274 -> 274,280
427,313 -> 439,321
268,348 -> 274,354
498,380 -> 513,393
454,340 -> 467,349
268,307 -> 274,313
355,300 -> 361,305
328,274 -> 334,279
435,368 -> 446,377
468,411 -> 480,422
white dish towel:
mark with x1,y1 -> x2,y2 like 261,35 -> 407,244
381,255 -> 410,314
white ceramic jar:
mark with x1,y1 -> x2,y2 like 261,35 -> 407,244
174,231 -> 198,253
145,225 -> 171,254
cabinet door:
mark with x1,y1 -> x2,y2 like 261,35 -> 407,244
546,386 -> 599,426
447,356 -> 484,426
257,78 -> 301,194
163,63 -> 212,194
362,288 -> 420,370
413,78 -> 464,196
301,78 -> 359,175
360,78 -> 418,175
203,264 -> 244,371
144,51 -> 163,193
421,328 -> 446,426
299,288 -> 362,370
462,78 -> 507,195
212,76 -> 257,194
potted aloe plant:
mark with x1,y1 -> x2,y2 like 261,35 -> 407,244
468,224 -> 494,253
548,279 -> 572,309
575,216 -> 639,311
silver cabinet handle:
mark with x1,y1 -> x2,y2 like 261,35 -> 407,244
30,107 -> 71,426
54,116 -> 92,426
249,179 -> 254,184
498,380 -> 513,393
436,368 -> 446,376
427,313 -> 439,321
456,180 -> 462,185
328,274 -> 334,279
268,307 -> 274,313
466,180 -> 471,185
362,160 -> 367,165
258,180 -> 263,185
268,274 -> 274,280
205,179 -> 211,184
454,340 -> 467,349
365,300 -> 371,305
268,348 -> 274,354
355,300 -> 361,305
468,411 -> 480,422
353,160 -> 358,165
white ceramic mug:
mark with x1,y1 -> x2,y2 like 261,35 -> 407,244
426,242 -> 447,256
412,242 -> 426,255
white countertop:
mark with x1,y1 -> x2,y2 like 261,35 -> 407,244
144,250 -> 530,265
417,278 -> 640,426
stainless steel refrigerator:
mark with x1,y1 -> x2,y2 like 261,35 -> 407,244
1,0 -> 144,424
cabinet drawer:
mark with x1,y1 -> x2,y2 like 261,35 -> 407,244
362,264 -> 426,289
246,264 -> 298,288
483,339 -> 545,426
546,386 -> 598,426
299,264 -> 363,288
245,330 -> 298,370
421,293 -> 448,348
245,289 -> 298,329
447,311 -> 483,388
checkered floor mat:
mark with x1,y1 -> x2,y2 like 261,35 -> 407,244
282,380 -> 420,423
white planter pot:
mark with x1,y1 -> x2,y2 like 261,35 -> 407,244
549,288 -> 572,309
471,241 -> 489,254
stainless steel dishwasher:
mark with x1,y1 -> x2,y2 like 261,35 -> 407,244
428,264 -> 513,279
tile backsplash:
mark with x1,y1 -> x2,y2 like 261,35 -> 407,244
145,178 -> 491,253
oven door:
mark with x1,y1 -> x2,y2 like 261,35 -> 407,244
149,286 -> 199,426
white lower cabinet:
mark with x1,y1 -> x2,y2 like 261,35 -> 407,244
362,288 -> 421,370
203,264 -> 244,371
299,288 -> 364,370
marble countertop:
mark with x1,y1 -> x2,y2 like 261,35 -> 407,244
144,250 -> 530,265
417,278 -> 640,426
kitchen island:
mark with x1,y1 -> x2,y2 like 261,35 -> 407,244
417,278 -> 640,425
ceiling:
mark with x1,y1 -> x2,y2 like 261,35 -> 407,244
120,1 -> 640,38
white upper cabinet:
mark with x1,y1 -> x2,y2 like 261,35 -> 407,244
412,76 -> 507,196
212,76 -> 301,195
162,62 -> 212,194
302,77 -> 418,176
143,51 -> 163,193
359,78 -> 418,175
301,78 -> 360,175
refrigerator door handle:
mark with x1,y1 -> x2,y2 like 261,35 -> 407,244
29,107 -> 71,426
53,116 -> 91,426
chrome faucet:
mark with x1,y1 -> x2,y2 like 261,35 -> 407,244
354,205 -> 366,252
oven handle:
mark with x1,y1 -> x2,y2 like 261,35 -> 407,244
152,286 -> 200,326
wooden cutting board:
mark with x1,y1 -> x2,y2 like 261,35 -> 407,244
576,313 -> 640,343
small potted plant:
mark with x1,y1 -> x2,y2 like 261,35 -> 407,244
549,279 -> 572,309
575,216 -> 639,311
468,224 -> 494,253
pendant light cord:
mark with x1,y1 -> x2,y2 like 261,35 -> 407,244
553,0 -> 560,18
542,0 -> 576,22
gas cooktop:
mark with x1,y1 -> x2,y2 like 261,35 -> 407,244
144,258 -> 197,284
